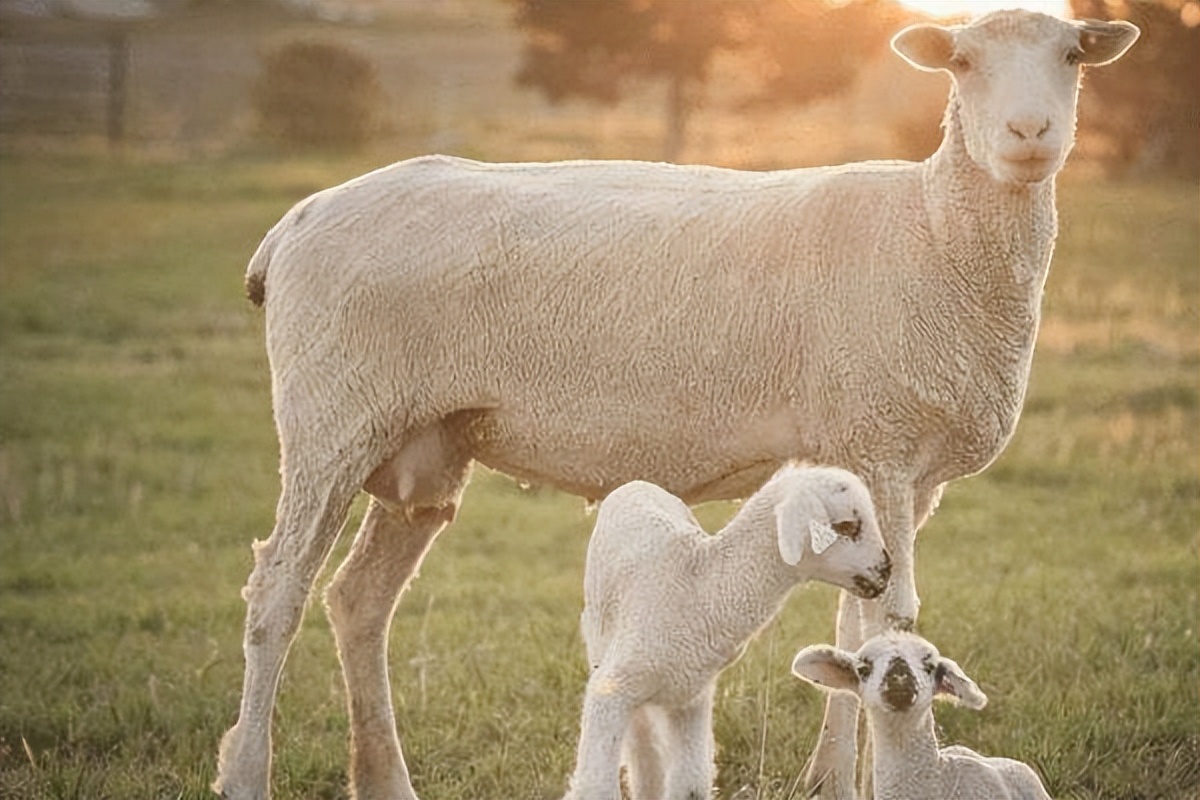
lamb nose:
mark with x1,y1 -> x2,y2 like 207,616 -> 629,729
882,658 -> 917,710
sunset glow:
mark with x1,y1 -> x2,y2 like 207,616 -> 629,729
897,0 -> 1071,20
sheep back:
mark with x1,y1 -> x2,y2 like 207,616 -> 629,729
257,154 -> 1030,503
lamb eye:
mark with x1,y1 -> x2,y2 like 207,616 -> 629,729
949,53 -> 971,71
856,662 -> 872,679
832,519 -> 861,540
1065,48 -> 1083,66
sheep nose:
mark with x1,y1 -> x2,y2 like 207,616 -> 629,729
1006,117 -> 1051,141
882,657 -> 917,711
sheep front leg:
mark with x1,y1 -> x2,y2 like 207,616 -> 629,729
805,479 -> 918,800
803,592 -> 866,800
565,672 -> 635,800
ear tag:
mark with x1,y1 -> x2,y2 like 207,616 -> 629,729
808,520 -> 838,554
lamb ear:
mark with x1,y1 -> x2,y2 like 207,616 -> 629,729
934,657 -> 988,710
775,494 -> 807,566
791,645 -> 862,694
891,23 -> 956,72
1073,19 -> 1139,66
809,520 -> 839,555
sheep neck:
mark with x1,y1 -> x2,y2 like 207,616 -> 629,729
922,88 -> 1058,291
704,490 -> 808,645
904,88 -> 1059,480
867,706 -> 944,800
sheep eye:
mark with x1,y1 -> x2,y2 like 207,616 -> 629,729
856,662 -> 872,679
832,519 -> 861,540
1065,48 -> 1083,66
949,52 -> 971,71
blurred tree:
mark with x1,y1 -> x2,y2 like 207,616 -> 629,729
510,0 -> 928,162
749,0 -> 916,109
511,0 -> 753,161
253,39 -> 384,150
1071,0 -> 1200,176
747,0 -> 940,160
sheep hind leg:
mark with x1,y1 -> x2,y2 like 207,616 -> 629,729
803,591 -> 867,800
663,686 -> 716,800
215,470 -> 359,800
325,435 -> 471,800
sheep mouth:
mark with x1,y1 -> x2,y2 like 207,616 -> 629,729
850,556 -> 890,599
882,682 -> 918,712
998,153 -> 1060,183
851,574 -> 887,599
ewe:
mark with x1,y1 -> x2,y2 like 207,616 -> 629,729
566,464 -> 891,800
215,9 -> 1138,800
792,632 -> 1052,800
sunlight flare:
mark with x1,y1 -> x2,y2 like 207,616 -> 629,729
897,0 -> 1070,20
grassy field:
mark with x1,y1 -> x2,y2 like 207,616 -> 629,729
0,146 -> 1196,800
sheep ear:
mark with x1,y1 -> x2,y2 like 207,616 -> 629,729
1073,19 -> 1140,66
775,494 -> 807,566
792,645 -> 862,694
809,520 -> 839,555
891,23 -> 955,72
934,657 -> 988,710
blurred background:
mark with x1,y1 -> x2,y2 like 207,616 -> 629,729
0,0 -> 1196,173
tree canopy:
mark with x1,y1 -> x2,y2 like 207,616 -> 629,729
512,0 -> 1196,173
511,0 -> 752,161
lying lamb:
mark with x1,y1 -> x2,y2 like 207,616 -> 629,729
791,631 -> 1052,800
565,464 -> 892,800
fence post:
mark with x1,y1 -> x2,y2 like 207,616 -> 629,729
106,26 -> 129,149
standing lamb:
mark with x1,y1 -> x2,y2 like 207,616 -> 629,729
566,464 -> 891,800
214,10 -> 1139,800
791,632 -> 1053,800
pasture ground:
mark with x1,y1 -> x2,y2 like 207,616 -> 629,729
0,150 -> 1197,800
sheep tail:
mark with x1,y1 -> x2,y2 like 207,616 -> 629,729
244,225 -> 277,308
247,193 -> 323,308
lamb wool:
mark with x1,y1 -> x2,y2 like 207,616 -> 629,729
566,464 -> 890,800
793,632 -> 1053,800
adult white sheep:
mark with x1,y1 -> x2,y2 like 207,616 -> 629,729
214,9 -> 1139,800
792,631 -> 1053,800
566,464 -> 891,800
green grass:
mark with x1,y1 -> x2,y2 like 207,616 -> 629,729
0,152 -> 1196,800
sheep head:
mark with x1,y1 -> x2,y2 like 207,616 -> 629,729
891,9 -> 1139,185
772,465 -> 892,599
791,631 -> 987,718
